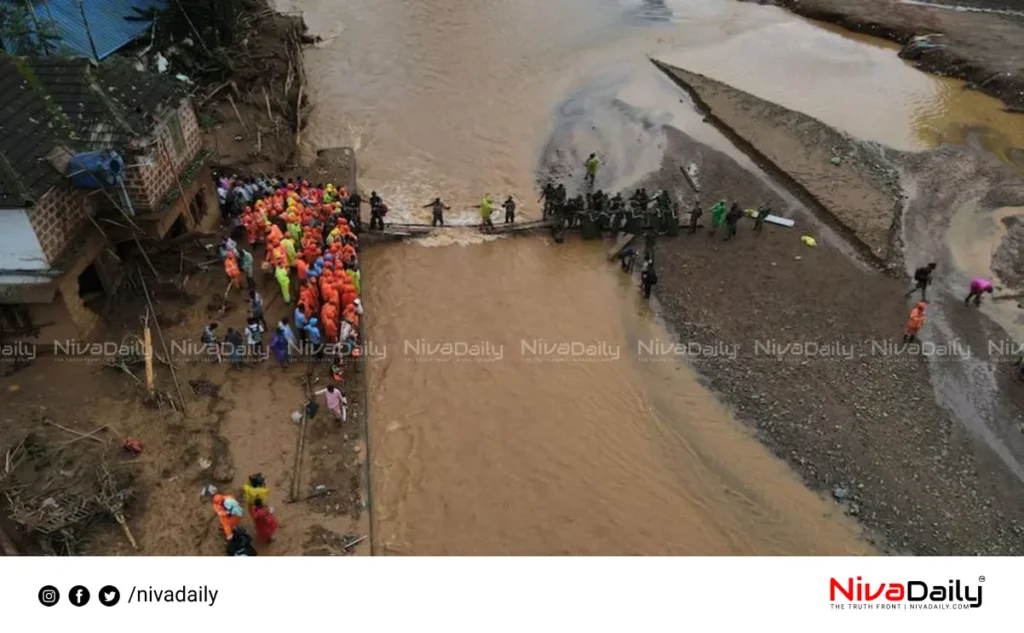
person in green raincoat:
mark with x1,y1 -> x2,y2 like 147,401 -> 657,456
287,219 -> 302,242
479,195 -> 495,231
239,249 -> 255,278
275,265 -> 291,304
709,199 -> 727,237
280,236 -> 297,267
346,268 -> 361,295
584,153 -> 600,187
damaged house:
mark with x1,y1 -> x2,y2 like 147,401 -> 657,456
0,54 -> 218,340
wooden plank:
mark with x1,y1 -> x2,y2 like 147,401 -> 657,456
144,323 -> 155,397
679,165 -> 700,193
607,233 -> 637,260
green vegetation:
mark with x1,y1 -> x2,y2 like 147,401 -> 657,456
0,3 -> 63,56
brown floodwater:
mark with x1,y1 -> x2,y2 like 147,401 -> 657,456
274,0 -> 1023,554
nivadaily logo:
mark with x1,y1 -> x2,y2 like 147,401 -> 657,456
830,576 -> 983,610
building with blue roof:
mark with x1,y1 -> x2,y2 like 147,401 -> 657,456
0,0 -> 166,60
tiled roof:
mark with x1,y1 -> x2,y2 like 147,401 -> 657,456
0,54 -> 187,207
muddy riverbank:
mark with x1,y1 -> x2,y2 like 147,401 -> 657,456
638,62 -> 1024,554
749,0 -> 1024,112
655,62 -> 905,266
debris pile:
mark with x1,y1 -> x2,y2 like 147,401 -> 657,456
1,422 -> 136,554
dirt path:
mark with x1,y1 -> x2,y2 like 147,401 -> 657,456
747,0 -> 1024,112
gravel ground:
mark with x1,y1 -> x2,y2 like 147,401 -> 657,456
638,115 -> 1024,554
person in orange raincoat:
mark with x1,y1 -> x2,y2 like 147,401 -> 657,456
241,208 -> 259,244
903,301 -> 927,343
212,493 -> 244,540
267,223 -> 284,247
224,252 -> 243,288
322,303 -> 339,343
296,258 -> 309,282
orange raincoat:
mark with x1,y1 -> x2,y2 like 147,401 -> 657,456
905,302 -> 927,336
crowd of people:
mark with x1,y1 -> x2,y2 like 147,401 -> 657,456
561,153 -> 1000,347
206,173 -> 370,554
209,473 -> 278,556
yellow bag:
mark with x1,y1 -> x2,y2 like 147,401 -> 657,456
800,235 -> 817,248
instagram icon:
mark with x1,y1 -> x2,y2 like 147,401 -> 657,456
38,586 -> 60,607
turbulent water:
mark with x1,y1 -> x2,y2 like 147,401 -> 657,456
275,0 -> 1024,553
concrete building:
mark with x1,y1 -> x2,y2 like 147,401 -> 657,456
0,55 -> 220,340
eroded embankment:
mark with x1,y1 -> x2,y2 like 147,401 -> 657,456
745,0 -> 1024,112
654,60 -> 905,267
640,61 -> 1024,554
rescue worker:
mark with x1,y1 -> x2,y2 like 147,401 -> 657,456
369,191 -> 385,230
584,153 -> 600,187
964,277 -> 994,306
724,202 -> 744,241
212,493 -> 244,540
619,247 -> 637,273
689,200 -> 703,235
201,322 -> 221,363
906,263 -> 937,301
225,327 -> 244,368
903,301 -> 928,343
656,189 -> 672,213
609,193 -> 626,232
246,317 -> 265,361
539,183 -> 556,218
423,198 -> 450,226
250,498 -> 279,544
224,251 -> 243,289
226,527 -> 257,556
478,194 -> 495,232
503,195 -> 516,224
249,289 -> 267,330
640,258 -> 658,299
754,203 -> 772,234
555,183 -> 567,210
239,249 -> 255,281
242,473 -> 269,507
275,265 -> 291,304
708,199 -> 727,237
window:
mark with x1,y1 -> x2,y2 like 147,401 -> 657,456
166,111 -> 186,158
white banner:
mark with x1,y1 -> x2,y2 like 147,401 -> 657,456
0,557 -> 1004,631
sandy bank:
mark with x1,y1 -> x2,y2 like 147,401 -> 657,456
655,62 -> 904,266
746,0 -> 1024,112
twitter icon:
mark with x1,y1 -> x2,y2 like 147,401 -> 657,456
99,586 -> 120,607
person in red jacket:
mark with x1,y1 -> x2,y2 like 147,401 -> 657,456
249,498 -> 279,544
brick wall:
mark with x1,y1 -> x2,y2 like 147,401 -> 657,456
28,183 -> 94,264
121,98 -> 204,213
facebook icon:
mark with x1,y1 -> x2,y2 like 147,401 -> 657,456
69,586 -> 90,607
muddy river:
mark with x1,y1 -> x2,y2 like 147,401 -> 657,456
273,0 -> 1022,553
